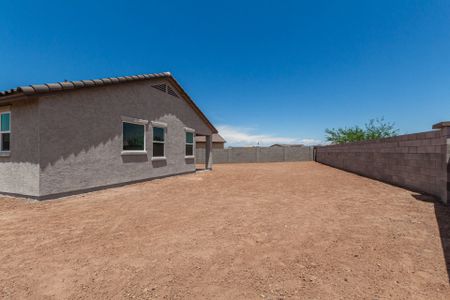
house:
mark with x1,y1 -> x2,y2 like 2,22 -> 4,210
196,133 -> 226,149
0,72 -> 217,199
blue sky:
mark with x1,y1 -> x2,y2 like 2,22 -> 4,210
1,1 -> 450,146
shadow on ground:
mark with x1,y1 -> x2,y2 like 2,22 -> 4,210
413,194 -> 450,283
195,164 -> 208,171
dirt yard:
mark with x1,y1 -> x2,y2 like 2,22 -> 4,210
0,162 -> 449,299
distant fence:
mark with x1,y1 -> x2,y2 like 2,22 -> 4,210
315,123 -> 450,204
196,146 -> 313,164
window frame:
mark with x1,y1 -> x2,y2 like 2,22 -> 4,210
121,116 -> 148,156
0,109 -> 11,155
151,121 -> 167,160
184,127 -> 195,158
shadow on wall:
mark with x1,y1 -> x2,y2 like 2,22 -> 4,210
412,194 -> 450,283
152,160 -> 167,168
39,112 -> 189,170
121,155 -> 149,164
185,157 -> 195,165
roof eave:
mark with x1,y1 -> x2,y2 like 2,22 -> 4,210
0,92 -> 30,105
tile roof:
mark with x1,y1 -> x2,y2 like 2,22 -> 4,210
0,72 -> 217,133
0,72 -> 171,97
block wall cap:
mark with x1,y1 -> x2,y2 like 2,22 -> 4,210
432,121 -> 450,129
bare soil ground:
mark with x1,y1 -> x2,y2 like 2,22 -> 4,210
0,162 -> 449,299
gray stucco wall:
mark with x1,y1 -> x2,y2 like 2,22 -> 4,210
196,146 -> 313,164
315,128 -> 450,203
0,100 -> 40,196
34,79 -> 213,197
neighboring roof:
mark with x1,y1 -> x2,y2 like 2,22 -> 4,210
0,72 -> 217,133
270,144 -> 304,147
195,133 -> 226,143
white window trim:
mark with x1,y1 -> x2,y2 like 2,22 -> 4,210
185,127 -> 195,159
121,150 -> 147,156
151,121 -> 168,128
122,116 -> 149,125
152,123 -> 166,159
0,110 -> 11,155
121,116 -> 148,155
151,156 -> 167,161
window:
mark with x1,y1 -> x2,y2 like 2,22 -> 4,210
185,130 -> 194,157
0,111 -> 10,152
152,126 -> 165,157
121,116 -> 148,154
123,122 -> 145,151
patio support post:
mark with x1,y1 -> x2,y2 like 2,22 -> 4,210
205,135 -> 213,170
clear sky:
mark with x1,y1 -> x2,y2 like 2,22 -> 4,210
1,1 -> 450,146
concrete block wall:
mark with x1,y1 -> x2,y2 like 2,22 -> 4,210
315,126 -> 450,204
196,146 -> 313,164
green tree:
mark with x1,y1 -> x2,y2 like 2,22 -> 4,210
325,118 -> 398,144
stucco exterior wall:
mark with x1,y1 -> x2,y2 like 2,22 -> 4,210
315,129 -> 450,203
0,100 -> 40,196
37,79 -> 213,197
